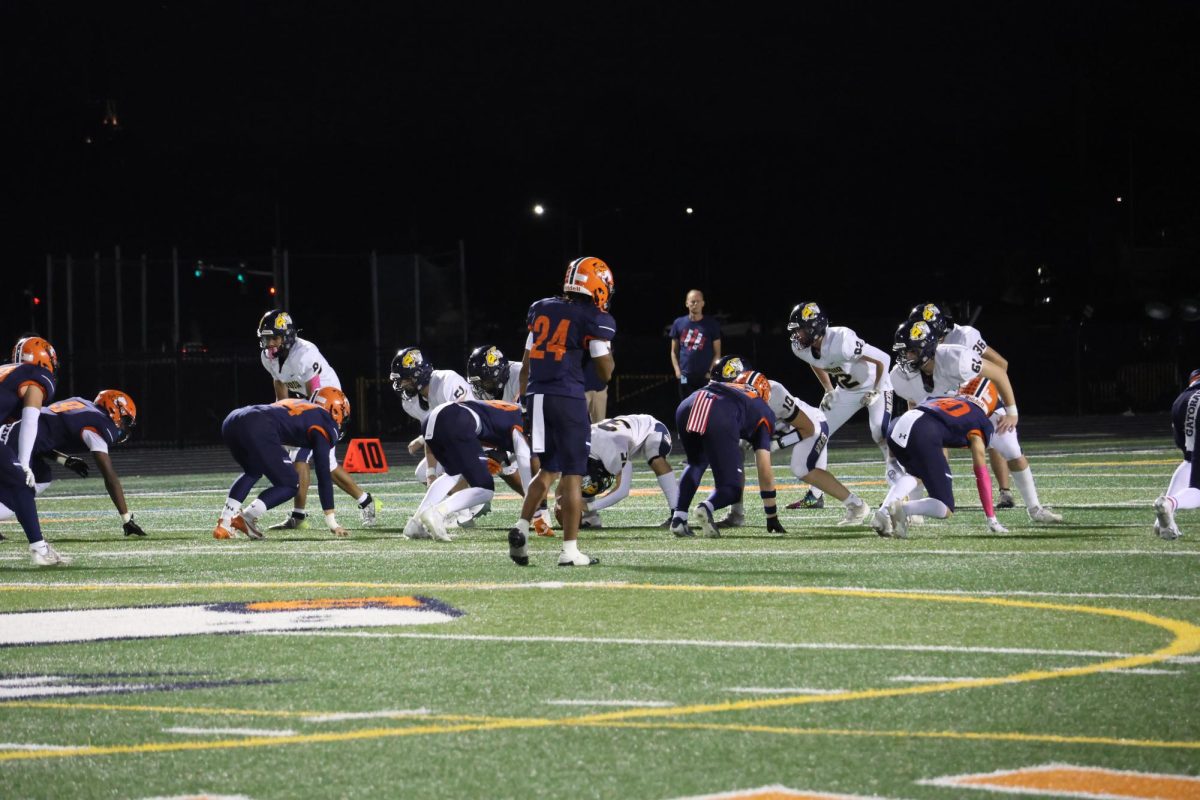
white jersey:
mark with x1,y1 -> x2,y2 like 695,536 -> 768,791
791,326 -> 892,391
402,369 -> 471,423
260,337 -> 341,397
942,324 -> 988,358
890,343 -> 983,406
590,414 -> 665,475
767,379 -> 825,431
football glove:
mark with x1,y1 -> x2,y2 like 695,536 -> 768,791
819,390 -> 835,411
63,456 -> 89,478
122,515 -> 147,537
771,430 -> 802,452
860,390 -> 880,408
21,466 -> 36,489
766,516 -> 787,533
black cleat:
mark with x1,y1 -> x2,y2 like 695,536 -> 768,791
508,528 -> 530,566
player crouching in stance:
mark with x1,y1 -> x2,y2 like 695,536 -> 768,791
671,377 -> 782,538
214,387 -> 351,539
876,378 -> 1005,538
734,370 -> 872,527
408,399 -> 532,542
567,414 -> 678,529
1154,368 -> 1200,540
0,390 -> 145,538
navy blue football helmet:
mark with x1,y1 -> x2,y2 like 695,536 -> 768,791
908,302 -> 955,340
709,354 -> 748,382
258,310 -> 298,360
581,456 -> 615,499
893,320 -> 939,374
390,346 -> 434,399
787,302 -> 828,349
466,345 -> 510,400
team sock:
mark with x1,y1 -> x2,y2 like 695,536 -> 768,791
904,497 -> 950,519
657,472 -> 679,510
1010,467 -> 1042,509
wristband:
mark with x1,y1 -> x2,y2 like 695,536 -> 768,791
1005,405 -> 1018,416
121,512 -> 133,524
55,455 -> 69,466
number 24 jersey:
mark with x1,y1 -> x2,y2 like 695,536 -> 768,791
525,296 -> 616,397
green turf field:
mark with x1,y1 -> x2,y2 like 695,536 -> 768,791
1,437 -> 1197,800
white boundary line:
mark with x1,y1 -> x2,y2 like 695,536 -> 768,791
162,727 -> 297,738
545,699 -> 675,708
301,709 -> 429,722
725,687 -> 849,695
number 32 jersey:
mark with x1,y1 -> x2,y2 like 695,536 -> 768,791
790,326 -> 891,391
525,296 -> 616,397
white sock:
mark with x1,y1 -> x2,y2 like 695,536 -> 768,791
418,473 -> 459,514
657,471 -> 679,510
672,511 -> 689,522
881,475 -> 919,511
30,541 -> 48,554
438,486 -> 495,515
698,501 -> 715,521
515,518 -> 530,534
1172,487 -> 1200,511
356,491 -> 369,505
1010,467 -> 1042,509
243,499 -> 268,521
221,497 -> 241,525
561,539 -> 580,558
843,493 -> 865,508
905,497 -> 950,519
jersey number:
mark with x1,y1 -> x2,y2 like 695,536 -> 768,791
929,398 -> 971,417
529,316 -> 571,361
276,399 -> 318,416
49,399 -> 88,412
597,418 -> 632,432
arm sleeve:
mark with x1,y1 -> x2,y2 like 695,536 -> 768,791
310,432 -> 335,511
17,406 -> 40,467
512,430 -> 532,493
589,460 -> 633,512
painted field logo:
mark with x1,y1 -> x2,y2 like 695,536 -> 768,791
0,596 -> 463,647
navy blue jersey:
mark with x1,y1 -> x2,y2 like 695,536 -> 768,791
461,399 -> 525,451
0,363 -> 56,423
525,296 -> 617,397
915,396 -> 994,448
38,398 -> 121,453
1172,383 -> 1200,460
264,399 -> 341,449
684,381 -> 776,449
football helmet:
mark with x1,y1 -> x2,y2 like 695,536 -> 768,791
12,336 -> 58,374
311,386 -> 350,439
390,347 -> 434,399
710,354 -> 747,382
959,376 -> 999,416
734,369 -> 772,403
1189,367 -> 1200,388
258,310 -> 298,359
787,302 -> 828,349
563,257 -> 615,313
94,389 -> 137,444
893,320 -> 938,375
581,456 -> 615,499
467,345 -> 509,400
908,302 -> 954,340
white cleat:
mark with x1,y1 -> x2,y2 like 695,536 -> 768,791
715,510 -> 745,528
1028,505 -> 1063,523
359,493 -> 380,527
907,514 -> 926,526
698,509 -> 720,539
1153,496 -> 1183,540
870,507 -> 893,537
403,516 -> 432,540
986,516 -> 1010,533
580,510 -> 603,529
557,550 -> 599,566
837,502 -> 870,526
888,499 -> 909,539
418,508 -> 454,542
31,545 -> 71,567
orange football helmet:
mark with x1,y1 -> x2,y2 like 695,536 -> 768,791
959,376 -> 999,417
13,336 -> 58,374
94,390 -> 138,443
733,370 -> 771,403
563,256 -> 614,312
311,386 -> 351,438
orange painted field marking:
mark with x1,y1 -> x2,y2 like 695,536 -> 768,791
671,786 -> 897,800
921,763 -> 1200,799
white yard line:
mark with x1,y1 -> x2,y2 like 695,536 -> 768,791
301,709 -> 430,722
162,726 -> 297,738
545,699 -> 675,708
725,687 -> 849,695
0,742 -> 79,751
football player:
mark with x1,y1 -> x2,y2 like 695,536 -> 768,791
876,379 -> 1005,538
909,302 -> 1019,507
786,302 -> 897,509
390,345 -> 472,481
214,387 -> 351,539
0,390 -> 145,537
892,319 -> 1062,524
509,256 -> 616,567
408,399 -> 533,542
734,370 -> 871,527
571,414 -> 678,528
467,344 -> 523,403
257,310 -> 379,531
672,377 -> 781,538
1153,368 -> 1200,540
0,337 -> 66,565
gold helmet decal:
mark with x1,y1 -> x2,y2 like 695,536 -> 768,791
274,312 -> 293,330
401,349 -> 422,369
801,303 -> 821,321
909,321 -> 929,341
484,347 -> 502,367
921,304 -> 938,322
720,357 -> 745,380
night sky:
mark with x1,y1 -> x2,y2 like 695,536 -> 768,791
3,2 -> 1198,356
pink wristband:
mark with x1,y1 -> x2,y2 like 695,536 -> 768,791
974,464 -> 994,517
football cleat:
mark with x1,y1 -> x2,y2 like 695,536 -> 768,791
508,528 -> 529,566
557,550 -> 599,567
888,499 -> 910,539
359,493 -> 380,527
418,508 -> 453,542
1153,496 -> 1183,540
986,516 -> 1010,534
1028,505 -> 1063,523
670,517 -> 696,538
698,507 -> 720,539
908,514 -> 926,525
787,490 -> 825,510
231,514 -> 266,540
532,509 -> 556,538
403,517 -> 431,540
716,509 -> 745,528
213,521 -> 235,540
270,512 -> 308,530
31,545 -> 71,566
837,501 -> 871,526
580,509 -> 603,529
996,489 -> 1015,509
657,514 -> 674,529
870,507 -> 893,537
